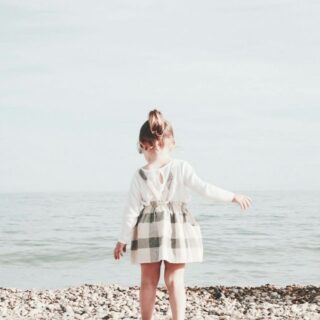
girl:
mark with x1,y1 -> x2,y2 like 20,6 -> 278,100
114,109 -> 252,320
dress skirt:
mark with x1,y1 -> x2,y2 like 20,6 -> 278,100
130,200 -> 203,264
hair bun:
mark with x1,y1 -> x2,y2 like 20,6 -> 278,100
138,108 -> 175,153
148,109 -> 166,138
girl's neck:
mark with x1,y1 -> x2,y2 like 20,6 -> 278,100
144,156 -> 173,170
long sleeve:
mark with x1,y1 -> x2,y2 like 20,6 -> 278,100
182,160 -> 235,202
118,170 -> 142,245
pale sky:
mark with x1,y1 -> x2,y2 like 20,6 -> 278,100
1,0 -> 319,192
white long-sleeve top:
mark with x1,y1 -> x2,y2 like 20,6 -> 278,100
117,158 -> 235,244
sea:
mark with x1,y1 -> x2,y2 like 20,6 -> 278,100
0,191 -> 319,290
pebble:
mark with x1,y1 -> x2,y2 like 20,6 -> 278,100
0,284 -> 319,319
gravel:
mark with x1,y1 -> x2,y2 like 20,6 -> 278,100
0,283 -> 319,319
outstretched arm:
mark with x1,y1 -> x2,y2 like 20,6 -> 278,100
182,160 -> 253,210
182,160 -> 235,202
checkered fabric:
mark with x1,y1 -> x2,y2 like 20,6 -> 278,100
130,166 -> 203,264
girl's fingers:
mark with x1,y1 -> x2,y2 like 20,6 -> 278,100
113,244 -> 126,260
114,247 -> 125,259
241,199 -> 249,210
237,195 -> 253,211
114,247 -> 122,260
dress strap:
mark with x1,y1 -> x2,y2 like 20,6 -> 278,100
161,171 -> 173,201
138,169 -> 147,180
138,163 -> 174,201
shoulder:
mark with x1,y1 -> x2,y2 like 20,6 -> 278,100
132,159 -> 192,178
175,158 -> 193,168
173,159 -> 194,175
131,167 -> 148,182
128,168 -> 142,184
171,158 -> 188,166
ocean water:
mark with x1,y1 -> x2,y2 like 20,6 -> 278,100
0,191 -> 319,290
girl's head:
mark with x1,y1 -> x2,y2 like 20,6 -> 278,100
137,109 -> 175,158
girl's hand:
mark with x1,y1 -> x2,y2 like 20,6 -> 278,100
114,241 -> 127,260
232,194 -> 252,211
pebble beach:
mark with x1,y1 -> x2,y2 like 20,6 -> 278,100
0,283 -> 319,319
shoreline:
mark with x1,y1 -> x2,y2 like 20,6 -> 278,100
0,283 -> 319,319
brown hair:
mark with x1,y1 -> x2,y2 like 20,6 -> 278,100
138,109 -> 175,153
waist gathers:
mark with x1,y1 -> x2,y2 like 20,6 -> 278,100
143,200 -> 187,209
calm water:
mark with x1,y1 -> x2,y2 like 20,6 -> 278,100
0,191 -> 319,290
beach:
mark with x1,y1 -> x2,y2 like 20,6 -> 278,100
0,283 -> 319,319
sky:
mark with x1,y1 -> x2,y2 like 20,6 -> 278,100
0,0 -> 319,192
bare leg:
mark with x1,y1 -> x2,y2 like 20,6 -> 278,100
140,261 -> 162,320
164,260 -> 186,320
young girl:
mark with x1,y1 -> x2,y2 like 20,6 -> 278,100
114,109 -> 252,320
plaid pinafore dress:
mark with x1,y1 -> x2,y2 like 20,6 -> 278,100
130,162 -> 203,264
